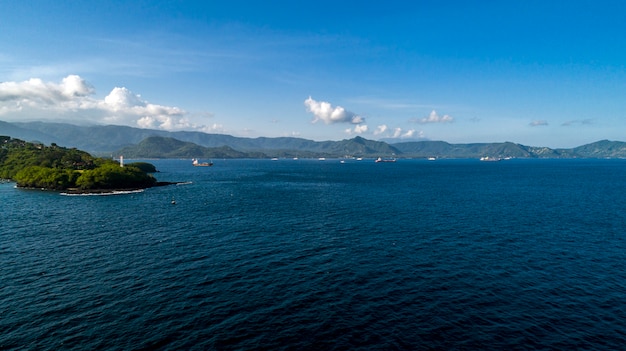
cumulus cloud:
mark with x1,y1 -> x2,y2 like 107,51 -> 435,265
0,75 -> 202,131
0,75 -> 95,108
345,124 -> 368,135
60,75 -> 95,97
198,123 -> 225,133
374,124 -> 388,135
354,124 -> 368,133
392,128 -> 403,138
415,110 -> 454,124
529,120 -> 548,126
373,124 -> 422,139
304,96 -> 363,124
99,86 -> 188,129
400,129 -> 420,138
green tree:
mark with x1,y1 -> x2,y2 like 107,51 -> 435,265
75,164 -> 156,190
2,137 -> 158,191
14,166 -> 78,190
127,162 -> 157,173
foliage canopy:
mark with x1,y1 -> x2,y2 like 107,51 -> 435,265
1,136 -> 156,191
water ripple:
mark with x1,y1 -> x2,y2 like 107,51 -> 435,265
3,160 -> 626,350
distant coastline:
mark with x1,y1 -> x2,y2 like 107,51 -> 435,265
3,120 -> 626,159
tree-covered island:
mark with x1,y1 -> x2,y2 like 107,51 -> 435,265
0,136 -> 164,193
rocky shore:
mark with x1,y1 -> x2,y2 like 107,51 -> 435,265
24,181 -> 184,195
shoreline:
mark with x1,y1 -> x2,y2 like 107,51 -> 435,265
16,181 -> 184,195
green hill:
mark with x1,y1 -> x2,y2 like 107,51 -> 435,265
0,136 -> 157,191
113,135 -> 401,159
572,140 -> 626,158
115,136 -> 265,158
392,141 -> 580,159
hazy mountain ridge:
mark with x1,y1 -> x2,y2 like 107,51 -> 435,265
392,141 -> 579,158
0,121 -> 57,145
2,120 -> 626,159
571,140 -> 626,158
3,121 -> 401,158
115,136 -> 400,159
115,136 -> 264,159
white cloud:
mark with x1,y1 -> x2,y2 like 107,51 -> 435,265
392,128 -> 403,138
529,120 -> 548,126
406,129 -> 424,138
304,96 -> 363,124
0,75 -> 209,131
198,123 -> 225,133
0,76 -> 100,118
372,125 -> 423,139
344,124 -> 368,135
416,110 -> 454,124
354,124 -> 368,133
0,75 -> 94,105
99,86 -> 188,129
400,129 -> 416,138
60,75 -> 95,97
374,124 -> 388,135
103,87 -> 144,110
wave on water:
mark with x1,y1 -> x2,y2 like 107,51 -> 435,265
60,189 -> 145,196
6,159 -> 626,350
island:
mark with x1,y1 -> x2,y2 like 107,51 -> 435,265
0,136 -> 174,193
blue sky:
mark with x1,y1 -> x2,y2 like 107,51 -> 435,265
0,1 -> 625,147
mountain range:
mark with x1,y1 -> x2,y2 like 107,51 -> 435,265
3,120 -> 626,159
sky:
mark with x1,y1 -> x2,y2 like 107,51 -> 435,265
0,0 -> 625,148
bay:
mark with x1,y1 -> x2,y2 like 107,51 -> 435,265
2,158 -> 626,350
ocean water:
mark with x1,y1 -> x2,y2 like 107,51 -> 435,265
2,158 -> 626,350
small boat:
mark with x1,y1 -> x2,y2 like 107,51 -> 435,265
375,157 -> 396,163
192,158 -> 213,166
428,157 -> 436,161
480,156 -> 501,162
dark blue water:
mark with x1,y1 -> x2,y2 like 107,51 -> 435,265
3,158 -> 626,350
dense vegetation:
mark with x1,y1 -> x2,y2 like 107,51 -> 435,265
126,161 -> 157,173
1,136 -> 156,191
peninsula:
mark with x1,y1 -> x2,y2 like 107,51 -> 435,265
0,136 -> 167,193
